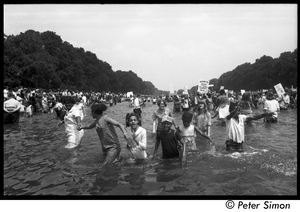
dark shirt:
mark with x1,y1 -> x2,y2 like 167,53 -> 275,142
156,129 -> 181,159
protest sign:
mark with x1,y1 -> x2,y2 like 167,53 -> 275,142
274,83 -> 285,97
198,79 -> 210,93
126,91 -> 133,98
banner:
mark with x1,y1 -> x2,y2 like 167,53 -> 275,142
274,83 -> 285,97
198,79 -> 210,94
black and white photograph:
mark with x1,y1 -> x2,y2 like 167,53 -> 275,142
3,3 -> 297,204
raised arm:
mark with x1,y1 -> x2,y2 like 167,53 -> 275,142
105,117 -> 129,138
246,111 -> 275,122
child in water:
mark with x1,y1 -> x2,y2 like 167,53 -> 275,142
176,112 -> 213,163
153,115 -> 183,160
78,103 -> 129,165
193,100 -> 211,137
125,113 -> 147,160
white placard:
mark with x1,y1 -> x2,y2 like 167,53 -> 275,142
126,91 -> 133,98
198,79 -> 210,94
274,83 -> 285,96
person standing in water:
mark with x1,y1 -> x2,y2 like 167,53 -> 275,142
133,94 -> 143,126
193,99 -> 212,137
225,101 -> 275,152
78,103 -> 130,165
152,99 -> 173,135
125,113 -> 147,160
153,115 -> 183,160
176,112 -> 213,163
58,97 -> 84,149
4,92 -> 22,124
263,92 -> 280,123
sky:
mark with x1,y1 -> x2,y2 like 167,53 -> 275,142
4,4 -> 297,91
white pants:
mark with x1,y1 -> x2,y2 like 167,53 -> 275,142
65,125 -> 84,145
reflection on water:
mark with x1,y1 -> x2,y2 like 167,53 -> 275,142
4,102 -> 297,195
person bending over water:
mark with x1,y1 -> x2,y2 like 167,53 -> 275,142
58,97 -> 84,149
78,103 -> 130,165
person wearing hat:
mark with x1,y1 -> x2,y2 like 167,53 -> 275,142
152,99 -> 173,134
153,115 -> 183,160
264,92 -> 280,123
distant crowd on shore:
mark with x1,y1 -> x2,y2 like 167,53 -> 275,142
3,85 -> 297,123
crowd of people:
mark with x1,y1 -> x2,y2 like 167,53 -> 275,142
4,85 -> 297,166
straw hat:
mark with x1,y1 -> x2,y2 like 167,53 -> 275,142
161,115 -> 173,124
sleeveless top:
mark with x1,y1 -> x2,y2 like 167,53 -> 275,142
179,125 -> 196,143
95,114 -> 120,151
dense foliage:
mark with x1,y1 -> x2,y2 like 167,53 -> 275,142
4,30 -> 297,94
4,30 -> 160,94
188,49 -> 297,93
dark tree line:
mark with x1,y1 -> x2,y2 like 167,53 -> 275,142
4,30 -> 297,95
189,49 -> 297,93
4,30 -> 160,95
